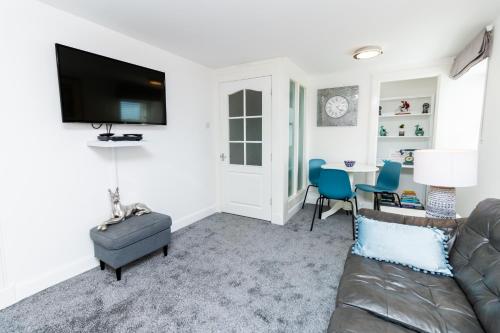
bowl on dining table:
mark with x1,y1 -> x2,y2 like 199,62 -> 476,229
344,160 -> 356,168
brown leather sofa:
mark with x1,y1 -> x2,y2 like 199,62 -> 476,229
328,198 -> 500,333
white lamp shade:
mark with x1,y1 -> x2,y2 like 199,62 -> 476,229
414,149 -> 478,187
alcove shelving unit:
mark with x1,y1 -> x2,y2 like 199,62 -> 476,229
376,95 -> 436,207
377,95 -> 434,164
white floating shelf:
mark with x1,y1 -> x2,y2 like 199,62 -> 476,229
379,113 -> 432,119
380,95 -> 432,102
377,163 -> 414,169
87,140 -> 146,148
378,136 -> 430,139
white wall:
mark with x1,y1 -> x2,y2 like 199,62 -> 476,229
435,61 -> 488,150
380,78 -> 437,99
456,17 -> 500,216
305,69 -> 373,206
308,70 -> 372,165
0,0 -> 216,308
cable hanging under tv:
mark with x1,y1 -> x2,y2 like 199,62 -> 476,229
91,123 -> 143,142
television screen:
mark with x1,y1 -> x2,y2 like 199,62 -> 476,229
55,44 -> 166,125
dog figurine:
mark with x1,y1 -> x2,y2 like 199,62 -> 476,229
97,188 -> 151,231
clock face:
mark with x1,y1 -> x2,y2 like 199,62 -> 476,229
325,96 -> 349,118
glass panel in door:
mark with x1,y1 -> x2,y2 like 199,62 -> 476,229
246,118 -> 262,141
229,143 -> 244,165
246,90 -> 262,116
246,143 -> 262,166
228,89 -> 263,166
229,119 -> 244,141
229,90 -> 244,117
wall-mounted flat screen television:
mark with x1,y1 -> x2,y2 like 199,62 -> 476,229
55,44 -> 166,125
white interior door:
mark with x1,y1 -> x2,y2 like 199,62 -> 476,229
220,77 -> 272,221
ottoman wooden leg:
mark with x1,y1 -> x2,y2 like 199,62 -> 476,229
116,267 -> 122,281
100,260 -> 105,270
163,245 -> 169,257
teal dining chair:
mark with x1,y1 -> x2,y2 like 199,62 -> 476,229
310,169 -> 357,239
301,159 -> 326,209
355,161 -> 402,210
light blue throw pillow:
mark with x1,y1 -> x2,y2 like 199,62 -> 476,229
352,215 -> 453,276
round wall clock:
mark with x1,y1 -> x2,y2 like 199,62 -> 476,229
325,96 -> 349,118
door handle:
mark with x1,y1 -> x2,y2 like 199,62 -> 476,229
220,153 -> 227,161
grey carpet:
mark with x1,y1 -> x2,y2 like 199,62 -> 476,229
0,205 -> 354,333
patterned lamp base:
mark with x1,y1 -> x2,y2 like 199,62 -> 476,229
426,186 -> 456,219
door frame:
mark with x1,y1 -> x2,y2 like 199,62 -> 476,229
217,76 -> 273,221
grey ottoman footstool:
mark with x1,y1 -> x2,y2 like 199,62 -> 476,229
90,212 -> 172,280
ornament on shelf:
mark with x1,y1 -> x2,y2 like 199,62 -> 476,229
399,149 -> 416,166
415,125 -> 425,136
379,125 -> 387,136
422,102 -> 430,114
399,124 -> 405,136
396,100 -> 411,115
379,105 -> 382,116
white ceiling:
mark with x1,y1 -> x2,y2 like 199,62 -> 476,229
39,0 -> 500,74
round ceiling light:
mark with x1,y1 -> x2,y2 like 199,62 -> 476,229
353,46 -> 383,60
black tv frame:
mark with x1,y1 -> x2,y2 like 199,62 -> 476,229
55,43 -> 167,125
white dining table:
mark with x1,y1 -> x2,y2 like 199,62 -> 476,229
319,163 -> 379,220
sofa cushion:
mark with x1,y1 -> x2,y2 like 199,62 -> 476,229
336,252 -> 484,333
90,212 -> 172,250
359,208 -> 461,246
328,305 -> 416,333
450,198 -> 500,333
352,216 -> 453,276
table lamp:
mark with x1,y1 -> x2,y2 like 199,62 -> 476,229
414,149 -> 478,219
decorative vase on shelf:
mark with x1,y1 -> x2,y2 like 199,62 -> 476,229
399,124 -> 405,136
415,125 -> 424,136
379,125 -> 387,136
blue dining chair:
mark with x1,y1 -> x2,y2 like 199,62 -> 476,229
301,159 -> 326,209
355,161 -> 402,210
310,169 -> 357,239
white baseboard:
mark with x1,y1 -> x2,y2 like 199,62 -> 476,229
303,186 -> 320,205
1,204 -> 217,310
171,204 -> 217,232
271,214 -> 284,225
286,200 -> 303,223
13,255 -> 98,307
0,285 -> 16,310
0,255 -> 98,310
